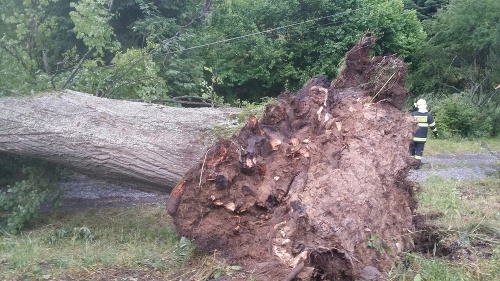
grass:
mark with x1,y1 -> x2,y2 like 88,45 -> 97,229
212,97 -> 276,139
418,176 -> 500,233
1,136 -> 498,280
424,137 -> 500,156
4,181 -> 498,281
0,205 -> 235,280
388,175 -> 500,281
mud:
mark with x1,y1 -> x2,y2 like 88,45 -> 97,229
167,36 -> 418,280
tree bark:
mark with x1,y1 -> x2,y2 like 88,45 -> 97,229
0,90 -> 240,192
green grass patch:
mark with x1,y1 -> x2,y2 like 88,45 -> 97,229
212,97 -> 275,139
0,205 -> 230,280
388,176 -> 500,281
424,138 -> 500,155
417,176 -> 500,231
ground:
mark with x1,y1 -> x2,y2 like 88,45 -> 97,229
54,174 -> 167,210
49,35 -> 499,280
51,152 -> 499,281
40,36 -> 500,280
409,153 -> 499,182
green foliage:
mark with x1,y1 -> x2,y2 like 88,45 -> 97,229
408,0 -> 500,107
197,0 -> 425,102
0,0 -> 58,95
0,153 -> 63,233
72,46 -> 167,100
367,234 -> 395,255
0,0 -> 194,98
112,0 -> 206,97
356,0 -> 426,58
403,0 -> 448,20
47,226 -> 95,244
433,94 -> 500,137
200,66 -> 224,104
1,0 -> 428,102
69,0 -> 120,55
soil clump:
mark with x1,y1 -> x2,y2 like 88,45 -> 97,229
167,36 -> 418,280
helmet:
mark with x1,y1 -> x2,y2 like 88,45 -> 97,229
416,99 -> 427,109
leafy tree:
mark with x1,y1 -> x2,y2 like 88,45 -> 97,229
110,0 -> 207,98
1,0 -> 202,100
355,0 -> 426,58
69,0 -> 121,56
0,0 -> 58,95
408,0 -> 500,108
194,0 -> 425,103
433,93 -> 500,137
403,0 -> 448,20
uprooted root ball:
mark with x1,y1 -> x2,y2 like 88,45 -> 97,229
167,36 -> 417,280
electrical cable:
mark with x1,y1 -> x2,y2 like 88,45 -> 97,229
173,1 -> 444,53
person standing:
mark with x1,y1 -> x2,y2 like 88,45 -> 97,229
410,99 -> 438,164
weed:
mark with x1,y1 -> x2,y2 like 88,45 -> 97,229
0,205 -> 215,280
388,176 -> 500,280
367,234 -> 395,255
425,138 -> 500,156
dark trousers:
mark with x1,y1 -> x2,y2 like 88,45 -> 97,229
409,141 -> 425,160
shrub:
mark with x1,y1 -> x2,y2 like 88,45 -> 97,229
432,94 -> 499,138
0,153 -> 63,233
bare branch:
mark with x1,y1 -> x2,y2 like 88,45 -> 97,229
60,48 -> 93,89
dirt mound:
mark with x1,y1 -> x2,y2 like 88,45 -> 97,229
167,36 -> 417,280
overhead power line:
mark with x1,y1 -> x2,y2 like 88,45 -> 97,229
175,1 -> 444,53
179,11 -> 355,52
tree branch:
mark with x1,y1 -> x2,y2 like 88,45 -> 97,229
0,41 -> 31,73
60,48 -> 93,89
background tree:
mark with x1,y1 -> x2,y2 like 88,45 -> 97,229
406,0 -> 500,137
110,0 -> 206,98
403,0 -> 448,20
0,0 -> 58,96
193,0 -> 425,103
408,0 -> 500,107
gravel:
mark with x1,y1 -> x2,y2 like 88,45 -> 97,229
408,153 -> 499,183
60,174 -> 159,199
52,174 -> 167,211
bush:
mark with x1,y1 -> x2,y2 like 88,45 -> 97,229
0,153 -> 63,233
432,94 -> 500,138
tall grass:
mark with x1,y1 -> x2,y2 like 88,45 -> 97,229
0,205 -> 226,280
424,138 -> 500,156
388,175 -> 500,281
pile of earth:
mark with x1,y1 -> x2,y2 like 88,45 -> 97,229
167,36 -> 418,280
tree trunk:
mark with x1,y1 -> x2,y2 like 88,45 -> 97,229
0,90 -> 240,192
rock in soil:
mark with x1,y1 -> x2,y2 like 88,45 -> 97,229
167,36 -> 418,280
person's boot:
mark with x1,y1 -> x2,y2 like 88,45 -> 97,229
409,158 -> 422,169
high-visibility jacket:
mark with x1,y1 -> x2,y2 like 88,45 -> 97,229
411,111 -> 437,142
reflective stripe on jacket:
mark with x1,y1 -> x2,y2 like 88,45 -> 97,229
411,111 -> 437,142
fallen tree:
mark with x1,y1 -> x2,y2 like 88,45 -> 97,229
0,91 -> 240,192
167,36 -> 418,280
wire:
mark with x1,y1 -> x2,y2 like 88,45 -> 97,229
176,3 -> 371,52
174,1 -> 444,53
